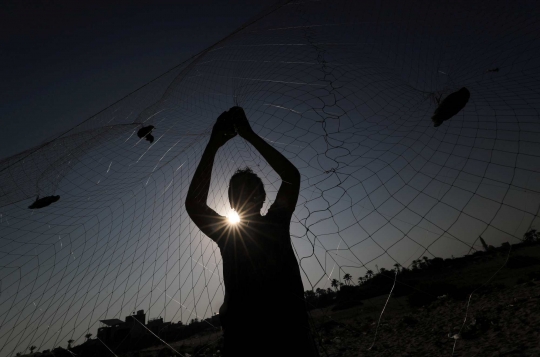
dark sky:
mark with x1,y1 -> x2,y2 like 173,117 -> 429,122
0,0 -> 276,159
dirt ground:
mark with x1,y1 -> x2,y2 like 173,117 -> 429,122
137,278 -> 539,357
135,245 -> 540,357
315,280 -> 540,357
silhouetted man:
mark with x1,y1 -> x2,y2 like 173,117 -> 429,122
185,107 -> 319,357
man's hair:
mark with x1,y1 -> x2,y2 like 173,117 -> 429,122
229,167 -> 266,205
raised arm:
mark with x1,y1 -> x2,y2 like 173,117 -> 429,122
230,107 -> 300,212
185,111 -> 236,238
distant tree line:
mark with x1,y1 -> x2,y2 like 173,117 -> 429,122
304,229 -> 540,311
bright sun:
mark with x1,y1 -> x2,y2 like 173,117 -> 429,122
227,211 -> 240,224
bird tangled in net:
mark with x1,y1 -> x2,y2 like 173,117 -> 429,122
431,87 -> 470,127
137,125 -> 155,143
27,195 -> 60,209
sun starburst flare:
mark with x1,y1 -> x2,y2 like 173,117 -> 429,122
227,211 -> 240,224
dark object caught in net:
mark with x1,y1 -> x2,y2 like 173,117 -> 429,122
28,195 -> 60,209
431,87 -> 470,127
137,125 -> 155,143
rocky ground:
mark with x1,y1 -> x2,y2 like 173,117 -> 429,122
134,244 -> 540,357
135,278 -> 539,357
316,280 -> 540,357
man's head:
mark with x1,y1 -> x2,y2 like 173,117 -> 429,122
228,167 -> 266,215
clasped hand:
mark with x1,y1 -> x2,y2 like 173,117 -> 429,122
210,107 -> 253,147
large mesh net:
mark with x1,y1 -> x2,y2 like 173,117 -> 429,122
1,0 -> 540,355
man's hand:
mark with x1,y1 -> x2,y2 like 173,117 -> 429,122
210,110 -> 237,147
230,106 -> 254,138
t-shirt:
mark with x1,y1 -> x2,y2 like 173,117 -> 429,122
209,207 -> 318,356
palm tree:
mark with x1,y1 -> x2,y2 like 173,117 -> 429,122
343,273 -> 352,285
85,333 -> 92,342
524,229 -> 539,243
393,263 -> 401,271
67,339 -> 74,349
331,279 -> 340,291
366,270 -> 374,279
357,277 -> 364,285
30,346 -> 36,354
